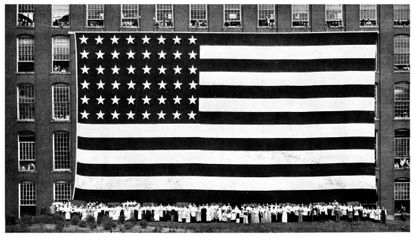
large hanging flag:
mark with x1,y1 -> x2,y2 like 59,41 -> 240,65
74,32 -> 378,203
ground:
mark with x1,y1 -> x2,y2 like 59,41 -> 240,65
6,220 -> 410,232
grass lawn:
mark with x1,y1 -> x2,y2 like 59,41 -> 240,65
7,220 -> 410,232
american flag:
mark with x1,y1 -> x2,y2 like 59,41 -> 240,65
74,32 -> 378,203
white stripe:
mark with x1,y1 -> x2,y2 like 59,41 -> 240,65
200,45 -> 376,60
77,123 -> 374,138
75,175 -> 376,191
200,71 -> 375,86
199,98 -> 374,112
76,149 -> 375,165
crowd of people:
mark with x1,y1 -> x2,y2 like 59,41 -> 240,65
49,201 -> 389,224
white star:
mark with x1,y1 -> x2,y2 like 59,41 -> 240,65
188,35 -> 197,44
79,35 -> 88,44
111,80 -> 120,90
142,35 -> 151,44
157,110 -> 166,119
81,65 -> 89,74
110,35 -> 119,44
188,111 -> 197,120
142,110 -> 151,120
157,35 -> 166,44
126,50 -> 136,59
126,110 -> 135,120
111,110 -> 120,119
81,80 -> 90,89
173,65 -> 182,74
172,110 -> 182,120
142,65 -> 151,74
142,50 -> 151,59
142,80 -> 151,89
95,35 -> 104,44
142,95 -> 151,104
158,80 -> 167,89
96,95 -> 105,104
80,110 -> 89,119
188,50 -> 198,59
157,95 -> 167,104
96,110 -> 105,119
111,95 -> 120,104
95,50 -> 105,59
189,80 -> 198,89
127,95 -> 136,105
173,95 -> 182,104
188,65 -> 197,74
96,65 -> 105,74
173,50 -> 182,59
173,35 -> 181,44
111,50 -> 120,59
127,65 -> 136,74
173,80 -> 182,89
158,65 -> 167,74
96,80 -> 105,90
189,95 -> 197,104
111,65 -> 120,74
157,50 -> 167,59
80,95 -> 90,104
127,80 -> 136,89
126,35 -> 135,44
80,50 -> 89,59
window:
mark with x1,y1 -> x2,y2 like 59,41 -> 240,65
394,35 -> 410,71
17,84 -> 35,121
18,132 -> 36,172
17,36 -> 34,73
394,5 -> 410,27
394,129 -> 410,169
292,4 -> 309,27
325,4 -> 343,27
52,36 -> 70,73
53,131 -> 70,171
53,181 -> 72,202
52,5 -> 69,27
394,83 -> 410,119
374,83 -> 378,119
52,84 -> 70,121
258,4 -> 275,27
394,180 -> 410,213
121,4 -> 139,28
375,130 -> 378,166
86,4 -> 104,27
360,5 -> 377,27
155,4 -> 174,28
19,182 -> 36,217
189,4 -> 208,28
224,4 -> 241,28
17,4 -> 34,27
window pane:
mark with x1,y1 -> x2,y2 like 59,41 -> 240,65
394,5 -> 410,26
360,5 -> 377,27
17,36 -> 34,72
292,4 -> 309,27
224,4 -> 241,27
121,4 -> 139,28
258,4 -> 275,27
326,4 -> 343,27
18,132 -> 36,172
20,182 -> 36,205
87,4 -> 104,27
17,84 -> 35,121
394,129 -> 410,169
394,182 -> 410,200
394,83 -> 410,119
17,4 -> 34,27
394,35 -> 410,70
156,4 -> 174,28
190,4 -> 207,28
52,84 -> 70,121
52,5 -> 69,27
54,132 -> 70,170
54,182 -> 72,202
52,36 -> 70,73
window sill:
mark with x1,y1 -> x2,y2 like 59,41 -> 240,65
51,119 -> 71,123
189,26 -> 208,29
16,26 -> 35,29
52,170 -> 72,173
121,26 -> 140,29
394,70 -> 410,73
359,26 -> 378,28
16,72 -> 35,75
51,26 -> 70,29
291,26 -> 310,28
85,26 -> 105,29
394,117 -> 410,121
18,170 -> 36,173
17,119 -> 35,122
50,72 -> 70,75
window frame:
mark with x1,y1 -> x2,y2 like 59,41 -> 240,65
155,4 -> 174,28
51,83 -> 70,121
257,4 -> 275,28
17,84 -> 35,122
394,4 -> 410,27
224,4 -> 242,28
18,132 -> 36,172
51,4 -> 70,28
394,35 -> 410,71
121,4 -> 140,28
18,181 -> 36,218
86,4 -> 104,28
394,181 -> 410,200
359,4 -> 377,27
51,36 -> 70,74
16,35 -> 35,73
53,131 -> 71,171
394,82 -> 410,119
17,4 -> 35,27
394,129 -> 410,169
325,4 -> 343,28
53,181 -> 72,202
189,4 -> 208,29
291,4 -> 309,28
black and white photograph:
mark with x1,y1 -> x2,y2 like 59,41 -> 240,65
1,0 -> 411,233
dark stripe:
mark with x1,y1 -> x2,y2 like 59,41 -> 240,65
73,188 -> 378,203
199,111 -> 374,124
77,137 -> 374,151
76,163 -> 375,177
200,85 -> 374,98
199,59 -> 376,72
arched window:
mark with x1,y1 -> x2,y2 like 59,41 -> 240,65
394,5 -> 410,27
17,83 -> 34,121
52,83 -> 70,121
53,131 -> 70,171
53,181 -> 72,202
17,35 -> 34,72
18,131 -> 36,172
52,36 -> 70,73
394,177 -> 410,213
394,129 -> 410,169
394,82 -> 410,119
394,35 -> 410,71
19,181 -> 36,217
